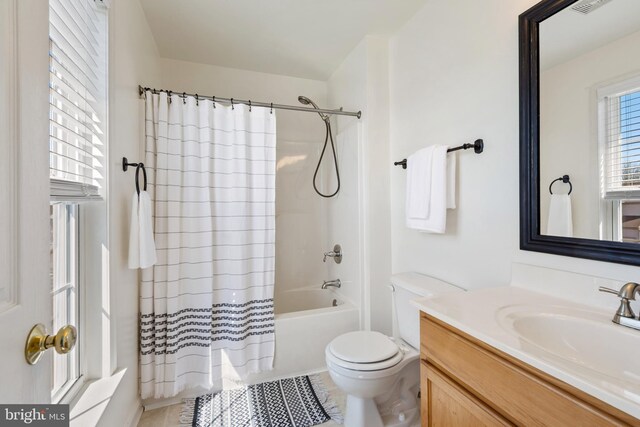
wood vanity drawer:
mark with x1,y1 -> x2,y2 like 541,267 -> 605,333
420,314 -> 635,426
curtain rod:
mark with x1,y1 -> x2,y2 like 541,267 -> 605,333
138,86 -> 362,119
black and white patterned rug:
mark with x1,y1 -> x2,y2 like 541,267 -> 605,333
181,375 -> 343,427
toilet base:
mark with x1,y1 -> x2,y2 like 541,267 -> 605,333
343,395 -> 419,427
344,395 -> 384,427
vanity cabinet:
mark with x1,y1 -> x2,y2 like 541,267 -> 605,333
419,313 -> 638,427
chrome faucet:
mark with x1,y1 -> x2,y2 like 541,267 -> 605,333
323,244 -> 342,264
322,279 -> 341,289
599,282 -> 640,331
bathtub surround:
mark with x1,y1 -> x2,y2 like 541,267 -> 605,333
140,91 -> 277,399
327,36 -> 392,334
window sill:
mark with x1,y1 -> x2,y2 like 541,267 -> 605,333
68,368 -> 127,427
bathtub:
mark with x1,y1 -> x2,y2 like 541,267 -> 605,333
245,287 -> 359,384
275,287 -> 344,315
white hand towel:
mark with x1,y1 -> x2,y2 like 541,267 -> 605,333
406,145 -> 449,233
546,194 -> 573,237
406,146 -> 435,219
129,191 -> 157,269
446,151 -> 456,210
128,192 -> 140,269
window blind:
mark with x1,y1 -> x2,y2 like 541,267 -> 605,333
603,87 -> 640,199
49,0 -> 107,202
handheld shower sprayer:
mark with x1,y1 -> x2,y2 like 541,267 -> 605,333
298,95 -> 340,198
298,96 -> 330,122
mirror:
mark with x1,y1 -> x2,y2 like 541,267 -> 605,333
520,0 -> 640,265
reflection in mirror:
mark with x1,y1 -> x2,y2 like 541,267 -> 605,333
540,0 -> 640,242
539,0 -> 640,242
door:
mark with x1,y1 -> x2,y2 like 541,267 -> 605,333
0,0 -> 54,403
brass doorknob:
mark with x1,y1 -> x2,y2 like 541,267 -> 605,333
25,324 -> 77,365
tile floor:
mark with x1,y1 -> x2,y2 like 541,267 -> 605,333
138,371 -> 346,427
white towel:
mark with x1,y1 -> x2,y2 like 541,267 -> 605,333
406,146 -> 436,219
446,151 -> 456,210
406,145 -> 455,233
546,194 -> 573,237
129,191 -> 157,269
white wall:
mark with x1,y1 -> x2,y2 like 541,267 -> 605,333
102,0 -> 162,425
328,37 -> 392,333
540,30 -> 640,239
158,58 -> 331,306
389,0 -> 640,309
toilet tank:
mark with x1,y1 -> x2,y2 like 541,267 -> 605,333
391,272 -> 464,349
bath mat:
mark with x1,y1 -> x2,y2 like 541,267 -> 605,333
181,374 -> 343,427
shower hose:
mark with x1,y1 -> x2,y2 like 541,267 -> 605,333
312,119 -> 341,198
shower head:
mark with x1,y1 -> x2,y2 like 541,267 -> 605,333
298,95 -> 313,106
298,95 -> 329,122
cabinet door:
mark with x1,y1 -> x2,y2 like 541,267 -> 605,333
421,362 -> 512,427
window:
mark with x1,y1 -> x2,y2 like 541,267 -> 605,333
50,204 -> 80,401
599,77 -> 640,241
49,0 -> 107,402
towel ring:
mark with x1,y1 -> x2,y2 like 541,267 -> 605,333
549,175 -> 572,195
135,163 -> 147,196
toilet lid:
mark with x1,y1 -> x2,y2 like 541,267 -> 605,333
329,331 -> 399,364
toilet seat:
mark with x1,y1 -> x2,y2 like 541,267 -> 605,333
327,331 -> 404,371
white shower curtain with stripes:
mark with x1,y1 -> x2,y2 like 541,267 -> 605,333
140,91 -> 276,399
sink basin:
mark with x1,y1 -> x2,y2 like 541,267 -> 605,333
497,305 -> 640,386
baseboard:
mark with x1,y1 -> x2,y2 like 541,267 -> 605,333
126,402 -> 144,427
142,395 -> 184,412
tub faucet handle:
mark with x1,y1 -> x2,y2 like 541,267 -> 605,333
323,244 -> 342,264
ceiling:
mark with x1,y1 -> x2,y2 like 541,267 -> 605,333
540,0 -> 640,70
139,0 -> 427,81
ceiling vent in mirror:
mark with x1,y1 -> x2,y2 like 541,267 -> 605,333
570,0 -> 614,14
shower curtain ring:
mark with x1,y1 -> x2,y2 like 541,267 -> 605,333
249,100 -> 252,112
270,103 -> 273,114
183,92 -> 186,104
212,96 -> 216,108
231,98 -> 234,109
168,90 -> 172,104
195,94 -> 199,106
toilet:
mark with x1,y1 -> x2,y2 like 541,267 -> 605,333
325,272 -> 464,427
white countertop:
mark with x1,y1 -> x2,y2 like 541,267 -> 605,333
412,286 -> 640,420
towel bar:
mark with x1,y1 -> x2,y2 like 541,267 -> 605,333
394,139 -> 484,169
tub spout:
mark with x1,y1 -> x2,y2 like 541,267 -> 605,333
322,279 -> 342,289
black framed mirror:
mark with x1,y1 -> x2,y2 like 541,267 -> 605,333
520,0 -> 640,265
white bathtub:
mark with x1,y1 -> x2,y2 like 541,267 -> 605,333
245,287 -> 359,384
275,287 -> 344,314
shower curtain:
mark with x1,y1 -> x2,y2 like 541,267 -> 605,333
139,91 -> 276,399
